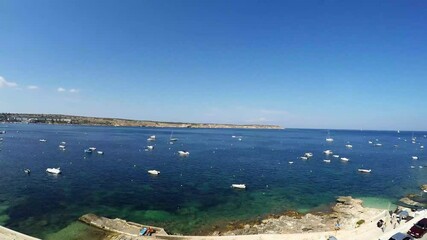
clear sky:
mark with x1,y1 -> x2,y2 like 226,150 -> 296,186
0,0 -> 426,130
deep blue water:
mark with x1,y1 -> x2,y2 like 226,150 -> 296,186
0,124 -> 426,238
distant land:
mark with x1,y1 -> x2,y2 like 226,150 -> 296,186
0,113 -> 283,129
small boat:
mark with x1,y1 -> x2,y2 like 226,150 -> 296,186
323,150 -> 333,155
147,135 -> 156,141
39,139 -> 47,142
0,130 -> 6,134
148,170 -> 160,175
60,141 -> 66,145
323,160 -> 331,163
178,150 -> 190,156
89,147 -> 96,151
288,161 -> 294,164
421,146 -> 424,149
332,155 -> 340,158
46,167 -> 61,174
146,145 -> 154,150
231,184 -> 246,189
0,137 -> 3,141
368,141 -> 373,144
358,169 -> 371,173
345,144 -> 353,148
326,138 -> 334,142
170,138 -> 178,142
412,156 -> 419,160
374,143 -> 382,147
24,169 -> 31,174
84,149 -> 92,153
411,166 -> 415,169
340,157 -> 349,162
304,152 -> 313,158
300,156 -> 308,160
59,145 -> 66,149
97,151 -> 104,155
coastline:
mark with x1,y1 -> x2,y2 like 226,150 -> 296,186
0,113 -> 283,129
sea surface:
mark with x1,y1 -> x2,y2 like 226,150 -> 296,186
0,124 -> 426,239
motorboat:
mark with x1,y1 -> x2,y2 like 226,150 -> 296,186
332,155 -> 340,158
148,170 -> 160,175
24,169 -> 31,174
374,143 -> 382,147
178,150 -> 190,156
324,150 -> 333,155
300,156 -> 308,160
326,138 -> 334,142
412,156 -> 419,160
146,145 -> 154,150
147,135 -> 156,141
39,139 -> 47,142
340,157 -> 349,162
89,147 -> 97,151
231,184 -> 246,189
288,161 -> 294,164
368,141 -> 373,144
60,141 -> 66,145
84,149 -> 92,153
323,160 -> 331,163
97,151 -> 104,155
421,146 -> 424,149
304,152 -> 313,158
59,145 -> 66,149
345,144 -> 353,148
0,130 -> 5,134
46,167 -> 61,174
358,169 -> 371,173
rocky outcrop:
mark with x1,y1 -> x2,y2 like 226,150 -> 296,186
217,196 -> 383,236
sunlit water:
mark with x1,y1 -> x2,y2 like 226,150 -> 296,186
0,124 -> 426,239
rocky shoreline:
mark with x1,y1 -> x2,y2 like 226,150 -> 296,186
211,196 -> 384,236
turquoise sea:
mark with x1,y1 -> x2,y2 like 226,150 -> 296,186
0,124 -> 426,239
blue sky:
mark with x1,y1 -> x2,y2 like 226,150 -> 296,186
0,0 -> 426,130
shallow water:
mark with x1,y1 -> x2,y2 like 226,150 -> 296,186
0,124 -> 426,238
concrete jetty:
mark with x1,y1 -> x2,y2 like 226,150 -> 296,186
0,225 -> 41,240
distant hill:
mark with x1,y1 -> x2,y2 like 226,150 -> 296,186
0,113 -> 283,129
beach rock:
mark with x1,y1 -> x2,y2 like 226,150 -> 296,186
421,184 -> 427,191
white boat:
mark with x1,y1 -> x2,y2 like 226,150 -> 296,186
368,141 -> 373,144
374,143 -> 382,147
146,145 -> 154,150
147,135 -> 156,141
332,155 -> 340,158
323,150 -> 333,155
39,139 -> 47,142
340,157 -> 349,162
60,141 -> 66,145
326,138 -> 334,142
46,167 -> 61,174
304,152 -> 313,158
178,150 -> 190,156
300,156 -> 308,160
24,169 -> 31,174
84,149 -> 92,153
59,145 -> 66,149
89,147 -> 96,151
0,138 -> 3,141
231,184 -> 246,189
411,166 -> 415,169
97,151 -> 104,155
421,146 -> 424,149
0,130 -> 6,134
148,170 -> 160,175
358,169 -> 371,173
323,160 -> 331,163
345,144 -> 353,148
412,156 -> 419,160
288,161 -> 294,164
169,131 -> 178,142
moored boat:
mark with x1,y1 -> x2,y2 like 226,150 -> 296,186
323,159 -> 331,163
178,150 -> 190,156
148,170 -> 160,175
358,169 -> 371,173
340,157 -> 349,162
412,156 -> 419,160
345,144 -> 353,148
324,150 -> 333,155
231,184 -> 246,189
39,139 -> 47,142
46,167 -> 61,174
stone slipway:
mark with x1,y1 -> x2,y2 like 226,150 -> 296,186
0,225 -> 41,240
